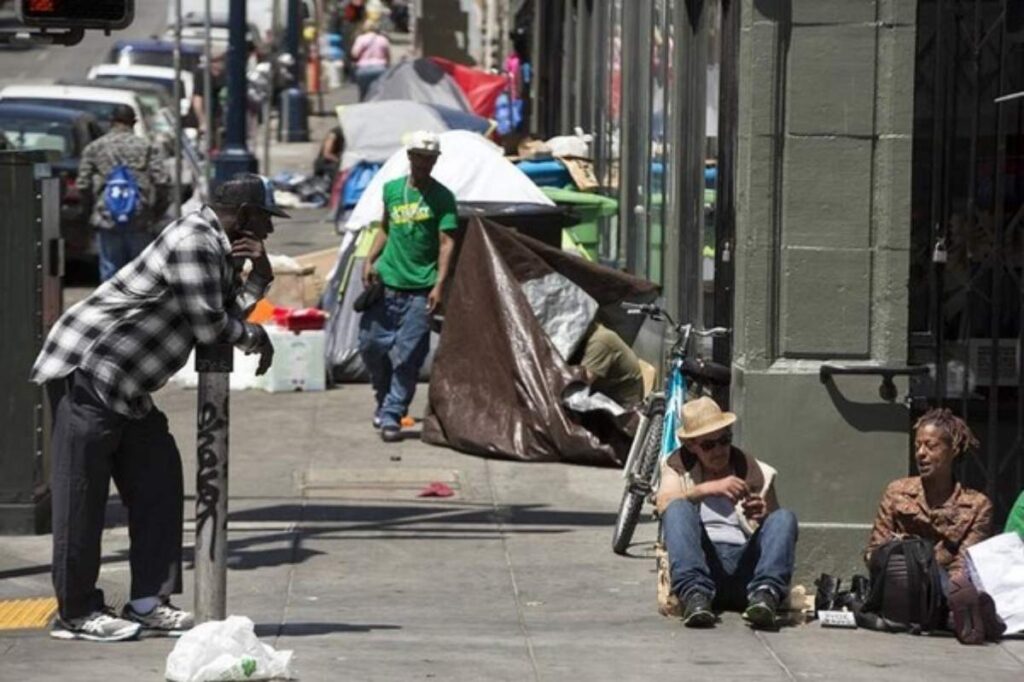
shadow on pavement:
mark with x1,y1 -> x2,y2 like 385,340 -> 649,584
254,622 -> 401,637
0,503 -> 619,578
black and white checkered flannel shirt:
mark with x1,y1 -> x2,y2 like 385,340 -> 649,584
31,206 -> 271,418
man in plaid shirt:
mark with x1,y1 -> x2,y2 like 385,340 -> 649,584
31,175 -> 286,642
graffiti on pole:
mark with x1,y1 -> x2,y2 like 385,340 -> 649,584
195,398 -> 228,561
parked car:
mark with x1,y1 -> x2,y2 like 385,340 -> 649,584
87,64 -> 194,118
0,84 -> 150,137
57,77 -> 182,152
106,39 -> 203,74
0,103 -> 103,260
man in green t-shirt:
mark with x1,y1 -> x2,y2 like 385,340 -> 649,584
359,131 -> 458,442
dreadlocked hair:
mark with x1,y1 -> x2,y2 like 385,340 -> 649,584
914,408 -> 979,457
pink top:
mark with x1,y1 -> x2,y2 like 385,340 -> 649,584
352,32 -> 391,68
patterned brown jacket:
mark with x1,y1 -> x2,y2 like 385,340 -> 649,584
865,476 -> 993,578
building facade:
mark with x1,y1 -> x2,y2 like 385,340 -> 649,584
530,0 -> 1023,576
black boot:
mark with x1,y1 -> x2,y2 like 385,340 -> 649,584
743,588 -> 779,629
681,591 -> 716,628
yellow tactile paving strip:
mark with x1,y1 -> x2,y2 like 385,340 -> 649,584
0,597 -> 58,631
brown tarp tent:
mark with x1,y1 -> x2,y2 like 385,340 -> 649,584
422,218 -> 660,467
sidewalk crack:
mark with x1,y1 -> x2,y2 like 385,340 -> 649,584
484,459 -> 542,682
753,630 -> 797,680
1001,642 -> 1024,668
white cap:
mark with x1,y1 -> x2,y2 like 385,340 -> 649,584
405,130 -> 441,156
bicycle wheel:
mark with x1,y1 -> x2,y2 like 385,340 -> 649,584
612,407 -> 665,555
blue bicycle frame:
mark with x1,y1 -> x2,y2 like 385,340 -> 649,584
661,359 -> 685,460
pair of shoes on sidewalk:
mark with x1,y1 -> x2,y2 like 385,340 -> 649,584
681,588 -> 779,629
51,602 -> 194,642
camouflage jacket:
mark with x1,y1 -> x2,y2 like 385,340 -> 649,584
76,125 -> 169,231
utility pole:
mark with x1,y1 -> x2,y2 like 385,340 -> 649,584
197,0 -> 250,625
212,0 -> 258,184
203,0 -> 213,193
172,0 -> 183,218
193,345 -> 232,622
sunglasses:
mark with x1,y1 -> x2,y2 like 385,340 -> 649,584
695,433 -> 732,450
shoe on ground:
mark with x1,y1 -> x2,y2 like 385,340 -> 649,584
50,609 -> 141,642
122,601 -> 194,637
381,425 -> 401,443
681,591 -> 716,628
743,588 -> 779,629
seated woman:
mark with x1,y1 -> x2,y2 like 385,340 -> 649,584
313,125 -> 345,181
655,397 -> 798,630
865,408 -> 993,582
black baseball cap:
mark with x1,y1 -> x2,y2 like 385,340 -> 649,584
212,173 -> 290,218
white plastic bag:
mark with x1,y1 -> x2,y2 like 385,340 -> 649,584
165,616 -> 296,682
967,532 -> 1024,634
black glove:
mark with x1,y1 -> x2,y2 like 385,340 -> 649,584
239,324 -> 274,376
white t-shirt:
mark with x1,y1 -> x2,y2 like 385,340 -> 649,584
700,495 -> 746,545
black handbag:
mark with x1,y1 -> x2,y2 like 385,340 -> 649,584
353,279 -> 384,313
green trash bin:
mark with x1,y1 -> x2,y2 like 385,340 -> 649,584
542,187 -> 618,261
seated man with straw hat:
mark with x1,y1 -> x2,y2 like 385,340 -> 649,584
655,397 -> 798,629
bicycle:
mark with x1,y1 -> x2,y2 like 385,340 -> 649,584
611,302 -> 731,555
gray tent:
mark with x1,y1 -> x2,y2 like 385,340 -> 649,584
365,58 -> 472,112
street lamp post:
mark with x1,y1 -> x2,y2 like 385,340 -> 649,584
212,0 -> 258,184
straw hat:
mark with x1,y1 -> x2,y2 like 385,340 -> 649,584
677,396 -> 737,440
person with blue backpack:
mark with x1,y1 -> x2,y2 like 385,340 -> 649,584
76,104 -> 169,281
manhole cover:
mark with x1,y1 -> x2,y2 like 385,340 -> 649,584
299,467 -> 462,499
0,597 -> 57,631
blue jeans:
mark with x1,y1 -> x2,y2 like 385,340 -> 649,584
98,229 -> 151,282
358,288 -> 431,428
663,499 -> 798,609
355,65 -> 386,101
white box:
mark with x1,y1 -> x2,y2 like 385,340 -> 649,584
256,327 -> 326,393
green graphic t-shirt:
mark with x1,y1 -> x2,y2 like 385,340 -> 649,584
376,176 -> 458,290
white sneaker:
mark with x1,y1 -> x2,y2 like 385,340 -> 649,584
50,609 -> 141,642
122,601 -> 194,637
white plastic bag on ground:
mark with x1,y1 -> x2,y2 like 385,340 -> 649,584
967,532 -> 1024,634
165,616 -> 296,682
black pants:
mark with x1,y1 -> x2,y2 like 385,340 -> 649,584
47,372 -> 184,620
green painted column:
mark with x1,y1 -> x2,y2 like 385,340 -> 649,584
729,0 -> 918,581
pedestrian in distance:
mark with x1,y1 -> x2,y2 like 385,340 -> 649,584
360,131 -> 457,443
655,397 -> 799,629
351,19 -> 391,101
76,103 -> 170,282
30,174 -> 287,642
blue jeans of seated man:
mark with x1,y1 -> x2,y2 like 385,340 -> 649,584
663,499 -> 798,610
98,228 -> 152,282
358,288 -> 432,428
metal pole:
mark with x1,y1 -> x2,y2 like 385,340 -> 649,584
203,0 -> 213,192
263,0 -> 281,171
194,344 -> 233,623
212,0 -> 258,184
173,0 -> 183,218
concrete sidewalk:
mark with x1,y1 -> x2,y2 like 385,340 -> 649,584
1,383 -> 1023,681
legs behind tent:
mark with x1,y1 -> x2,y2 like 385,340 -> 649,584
357,288 -> 432,427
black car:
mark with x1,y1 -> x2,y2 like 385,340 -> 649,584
0,103 -> 103,260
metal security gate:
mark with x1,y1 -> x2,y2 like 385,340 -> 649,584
910,0 -> 1024,522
